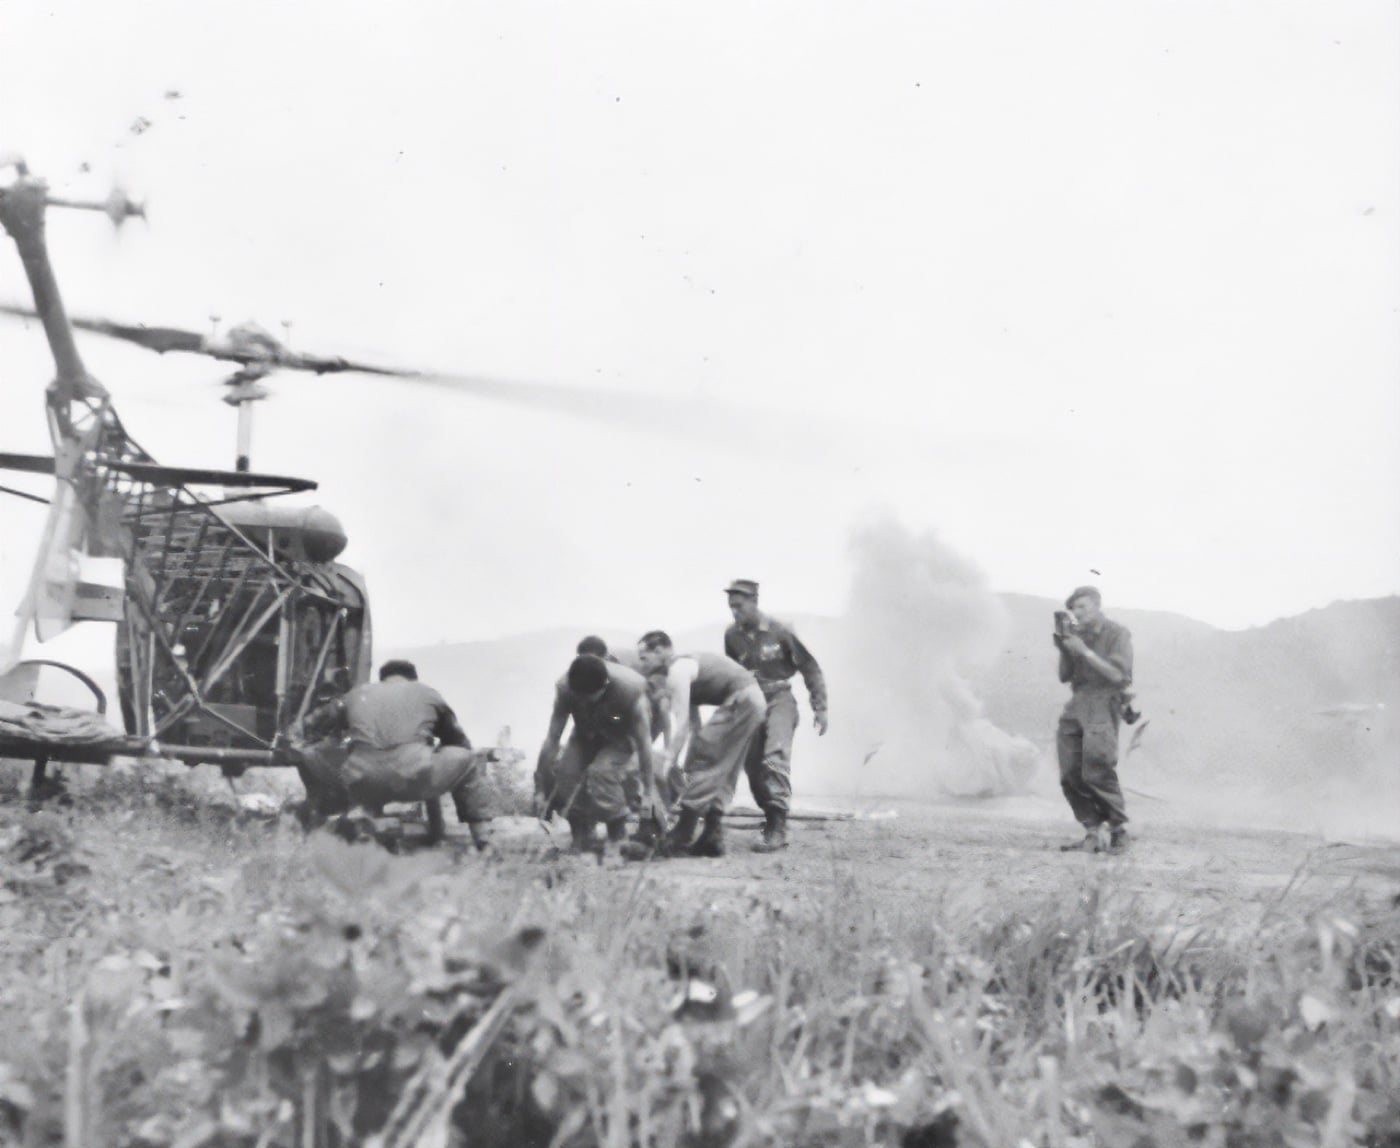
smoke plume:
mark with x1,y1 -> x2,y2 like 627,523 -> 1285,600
810,516 -> 1038,798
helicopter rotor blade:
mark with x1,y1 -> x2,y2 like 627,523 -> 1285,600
380,369 -> 820,458
1,304 -> 431,376
0,304 -> 204,355
271,351 -> 423,377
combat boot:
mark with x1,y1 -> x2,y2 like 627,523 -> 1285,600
620,814 -> 668,861
751,809 -> 789,853
569,814 -> 599,854
1060,825 -> 1108,853
664,808 -> 700,855
606,817 -> 630,843
468,820 -> 493,852
690,809 -> 726,858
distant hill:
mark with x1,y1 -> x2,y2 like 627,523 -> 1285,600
389,595 -> 1400,833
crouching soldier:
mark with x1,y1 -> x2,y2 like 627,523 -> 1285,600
535,654 -> 667,855
295,659 -> 492,849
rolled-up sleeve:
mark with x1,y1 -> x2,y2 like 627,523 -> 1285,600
1104,627 -> 1133,686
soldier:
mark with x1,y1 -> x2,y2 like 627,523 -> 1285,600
296,659 -> 492,849
577,634 -> 692,804
723,579 -> 829,852
634,631 -> 766,858
535,653 -> 666,854
577,633 -> 645,674
1054,586 -> 1134,854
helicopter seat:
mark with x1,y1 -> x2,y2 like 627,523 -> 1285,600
0,660 -> 148,766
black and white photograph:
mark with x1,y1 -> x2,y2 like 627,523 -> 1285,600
1,3 -> 1397,1145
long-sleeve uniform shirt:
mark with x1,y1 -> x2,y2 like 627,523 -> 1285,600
725,614 -> 827,713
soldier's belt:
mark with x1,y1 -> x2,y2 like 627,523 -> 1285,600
757,678 -> 793,696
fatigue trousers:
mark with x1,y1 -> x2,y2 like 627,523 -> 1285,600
1056,690 -> 1128,830
678,684 -> 766,815
541,735 -> 636,825
298,740 -> 491,822
743,685 -> 799,815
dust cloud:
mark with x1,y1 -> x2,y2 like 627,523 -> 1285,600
806,516 -> 1039,800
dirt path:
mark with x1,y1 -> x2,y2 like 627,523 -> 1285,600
493,798 -> 1400,924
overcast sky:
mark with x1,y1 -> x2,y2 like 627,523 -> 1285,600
2,0 -> 1397,656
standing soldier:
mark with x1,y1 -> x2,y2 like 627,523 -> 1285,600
1054,586 -> 1134,854
724,579 -> 828,852
535,653 -> 666,855
634,631 -> 766,858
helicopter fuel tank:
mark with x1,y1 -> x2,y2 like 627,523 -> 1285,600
215,502 -> 348,564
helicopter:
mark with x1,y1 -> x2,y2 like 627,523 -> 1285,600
0,156 -> 457,789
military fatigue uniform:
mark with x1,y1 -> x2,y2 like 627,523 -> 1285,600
675,652 -> 766,814
537,661 -> 652,828
1056,618 -> 1133,832
299,677 -> 489,823
725,613 -> 827,816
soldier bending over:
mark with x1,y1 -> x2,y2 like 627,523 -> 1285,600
535,653 -> 666,855
635,632 -> 765,858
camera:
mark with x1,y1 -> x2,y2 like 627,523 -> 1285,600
1053,610 -> 1079,641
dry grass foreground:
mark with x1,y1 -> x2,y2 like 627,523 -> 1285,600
0,765 -> 1397,1148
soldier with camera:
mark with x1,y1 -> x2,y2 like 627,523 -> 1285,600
1053,586 -> 1136,854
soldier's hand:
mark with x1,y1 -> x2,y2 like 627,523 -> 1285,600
532,788 -> 550,820
1060,635 -> 1088,657
666,761 -> 687,797
814,712 -> 829,736
640,789 -> 669,831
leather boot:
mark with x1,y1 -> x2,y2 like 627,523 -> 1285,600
606,817 -> 630,843
620,813 -> 666,861
664,808 -> 700,855
751,809 -> 789,853
690,809 -> 726,858
569,814 -> 598,853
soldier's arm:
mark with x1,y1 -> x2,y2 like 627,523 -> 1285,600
432,701 -> 472,750
786,630 -> 828,717
1075,639 -> 1128,687
1104,628 -> 1134,686
628,696 -> 657,792
665,660 -> 698,763
299,696 -> 347,742
535,690 -> 570,791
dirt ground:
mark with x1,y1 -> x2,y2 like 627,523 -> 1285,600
485,795 -> 1400,924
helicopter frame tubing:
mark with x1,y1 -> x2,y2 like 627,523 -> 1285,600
105,464 -> 368,757
3,160 -> 371,772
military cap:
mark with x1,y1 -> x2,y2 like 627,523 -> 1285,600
724,579 -> 759,598
1065,585 -> 1101,608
